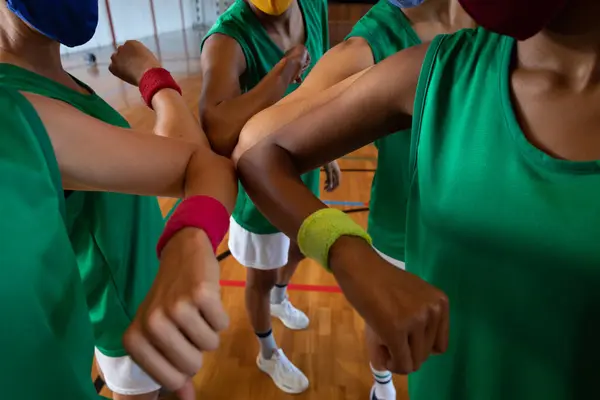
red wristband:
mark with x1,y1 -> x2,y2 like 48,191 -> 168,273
139,67 -> 182,109
157,196 -> 230,257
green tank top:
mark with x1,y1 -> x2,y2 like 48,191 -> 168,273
407,28 -> 600,400
202,0 -> 328,234
0,64 -> 164,357
0,87 -> 100,399
346,1 -> 420,260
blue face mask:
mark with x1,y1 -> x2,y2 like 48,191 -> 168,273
7,0 -> 99,48
387,0 -> 426,8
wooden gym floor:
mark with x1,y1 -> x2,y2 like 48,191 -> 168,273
69,4 -> 409,399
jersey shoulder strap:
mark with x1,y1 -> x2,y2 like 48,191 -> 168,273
0,87 -> 66,218
410,28 -> 509,177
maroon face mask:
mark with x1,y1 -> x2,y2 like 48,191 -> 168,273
458,0 -> 568,40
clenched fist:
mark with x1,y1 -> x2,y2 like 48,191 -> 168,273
282,44 -> 311,84
109,40 -> 161,86
124,228 -> 229,400
330,236 -> 449,374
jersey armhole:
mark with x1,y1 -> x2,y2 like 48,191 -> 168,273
5,89 -> 67,219
321,0 -> 331,50
202,28 -> 253,75
408,35 -> 446,180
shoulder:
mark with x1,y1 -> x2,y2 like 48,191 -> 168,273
426,28 -> 507,70
0,87 -> 42,128
351,1 -> 401,32
299,0 -> 328,22
200,32 -> 247,77
346,1 -> 413,58
202,2 -> 250,51
0,88 -> 62,195
412,29 -> 509,123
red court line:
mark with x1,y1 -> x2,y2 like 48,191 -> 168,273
219,280 -> 342,294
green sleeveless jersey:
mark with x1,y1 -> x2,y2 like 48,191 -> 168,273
346,1 -> 420,260
0,64 -> 164,357
407,28 -> 600,400
203,0 -> 328,234
0,87 -> 100,399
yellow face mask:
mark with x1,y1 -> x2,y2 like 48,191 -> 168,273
250,0 -> 293,16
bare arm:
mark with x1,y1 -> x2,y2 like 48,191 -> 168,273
236,44 -> 429,237
152,89 -> 209,146
199,34 -> 302,157
236,45 -> 453,374
279,37 -> 375,105
108,40 -> 210,147
232,37 -> 375,160
24,91 -> 237,212
233,67 -> 371,162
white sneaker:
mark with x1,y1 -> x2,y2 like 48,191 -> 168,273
270,298 -> 310,330
257,349 -> 309,394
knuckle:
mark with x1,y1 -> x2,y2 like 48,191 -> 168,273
122,326 -> 141,352
168,299 -> 188,322
412,311 -> 429,328
145,309 -> 167,335
439,293 -> 449,308
167,375 -> 188,392
389,362 -> 411,375
192,289 -> 208,307
427,300 -> 443,318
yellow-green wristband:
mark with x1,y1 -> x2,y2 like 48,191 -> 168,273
297,208 -> 372,272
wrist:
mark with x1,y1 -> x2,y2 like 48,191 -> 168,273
151,88 -> 184,109
139,67 -> 182,109
297,208 -> 372,271
161,227 -> 210,259
157,196 -> 230,258
328,235 -> 371,278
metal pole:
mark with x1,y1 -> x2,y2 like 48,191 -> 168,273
179,0 -> 191,74
148,0 -> 162,61
104,0 -> 118,51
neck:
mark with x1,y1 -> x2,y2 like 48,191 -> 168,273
518,1 -> 600,89
0,4 -> 66,79
404,0 -> 474,31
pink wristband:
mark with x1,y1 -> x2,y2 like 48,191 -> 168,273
157,196 -> 230,257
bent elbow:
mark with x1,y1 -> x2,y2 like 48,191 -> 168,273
201,107 -> 238,158
236,141 -> 262,176
186,148 -> 238,212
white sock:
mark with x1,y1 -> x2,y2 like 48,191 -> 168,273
370,363 -> 396,399
270,284 -> 287,304
256,329 -> 278,359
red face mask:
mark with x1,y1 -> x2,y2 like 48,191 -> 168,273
458,0 -> 568,40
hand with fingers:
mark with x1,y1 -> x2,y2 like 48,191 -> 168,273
277,44 -> 311,84
109,40 -> 162,86
323,161 -> 342,192
123,228 -> 229,400
330,236 -> 450,374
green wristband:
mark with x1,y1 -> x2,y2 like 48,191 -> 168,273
297,208 -> 372,272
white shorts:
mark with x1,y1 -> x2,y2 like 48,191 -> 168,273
228,217 -> 290,270
95,348 -> 160,395
374,247 -> 405,270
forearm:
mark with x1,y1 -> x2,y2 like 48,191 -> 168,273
183,148 -> 237,213
238,144 -> 325,237
236,55 -> 418,236
233,68 -> 371,163
203,71 -> 291,157
152,89 -> 209,147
